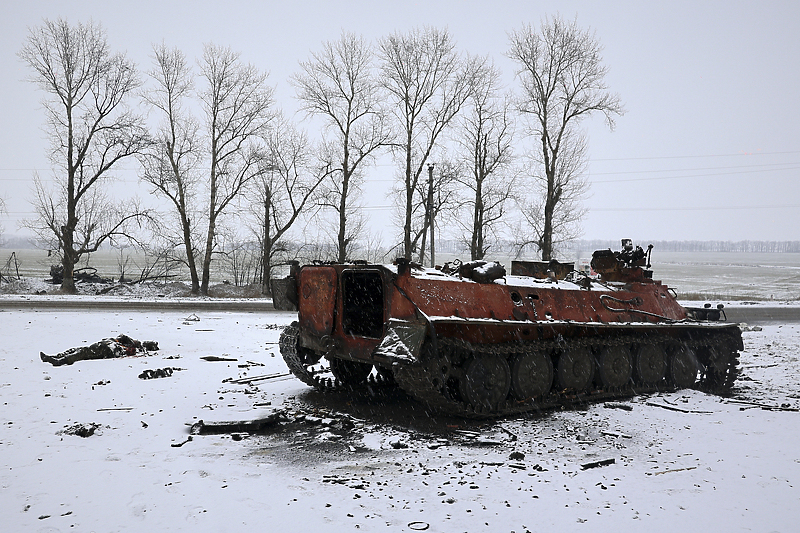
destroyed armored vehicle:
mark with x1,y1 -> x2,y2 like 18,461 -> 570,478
278,240 -> 742,417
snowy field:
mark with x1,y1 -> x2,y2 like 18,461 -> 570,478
1,304 -> 799,532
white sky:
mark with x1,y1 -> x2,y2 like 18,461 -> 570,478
1,0 -> 799,243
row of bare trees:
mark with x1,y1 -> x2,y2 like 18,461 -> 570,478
17,16 -> 622,294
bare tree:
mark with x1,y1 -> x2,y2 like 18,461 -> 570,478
215,227 -> 259,287
140,43 -> 204,293
514,129 -> 588,257
249,115 -> 327,294
18,19 -> 150,293
292,32 -> 390,263
197,44 -> 275,295
508,15 -> 623,260
378,27 -> 472,260
454,56 -> 517,260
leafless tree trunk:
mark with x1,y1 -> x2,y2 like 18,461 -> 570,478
454,57 -> 517,260
514,129 -> 589,258
249,115 -> 328,294
18,19 -> 151,293
140,44 -> 203,293
293,32 -> 390,263
378,27 -> 472,260
508,15 -> 623,260
197,44 -> 275,295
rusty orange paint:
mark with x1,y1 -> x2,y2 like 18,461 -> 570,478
394,274 -> 687,325
298,266 -> 337,336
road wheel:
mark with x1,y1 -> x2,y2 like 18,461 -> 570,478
459,356 -> 511,412
510,351 -> 553,399
597,345 -> 632,388
557,346 -> 594,391
668,346 -> 698,388
634,344 -> 667,384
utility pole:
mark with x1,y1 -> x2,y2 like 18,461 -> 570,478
261,165 -> 276,295
427,163 -> 435,268
262,184 -> 271,295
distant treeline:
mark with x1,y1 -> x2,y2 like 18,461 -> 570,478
568,240 -> 800,253
3,235 -> 800,255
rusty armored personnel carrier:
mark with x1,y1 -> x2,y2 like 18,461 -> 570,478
278,240 -> 742,417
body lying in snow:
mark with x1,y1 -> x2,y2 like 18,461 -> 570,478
40,334 -> 158,366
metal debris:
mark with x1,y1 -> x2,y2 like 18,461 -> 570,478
189,410 -> 286,435
580,458 -> 616,470
138,367 -> 183,379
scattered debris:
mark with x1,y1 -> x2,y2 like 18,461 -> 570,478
604,402 -> 634,411
408,521 -> 430,531
238,360 -> 266,368
580,458 -> 616,470
739,323 -> 763,332
646,466 -> 697,476
726,399 -> 799,412
509,451 -> 525,461
201,356 -> 238,362
58,422 -> 104,438
138,367 -> 183,380
498,425 -> 519,441
646,402 -> 712,414
389,437 -> 408,449
97,407 -> 133,412
184,313 -> 200,322
475,437 -> 504,446
601,430 -> 632,439
189,410 -> 286,435
171,436 -> 193,448
49,265 -> 110,285
322,475 -> 360,486
223,372 -> 291,384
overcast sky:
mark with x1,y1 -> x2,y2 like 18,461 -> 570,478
1,0 -> 798,244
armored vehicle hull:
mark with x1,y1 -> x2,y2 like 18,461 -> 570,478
278,244 -> 742,417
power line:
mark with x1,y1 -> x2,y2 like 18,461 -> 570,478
589,150 -> 800,162
592,165 -> 800,183
3,151 -> 798,171
6,202 -> 798,216
591,161 -> 800,176
591,204 -> 800,212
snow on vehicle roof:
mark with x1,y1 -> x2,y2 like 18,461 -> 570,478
406,264 -> 617,291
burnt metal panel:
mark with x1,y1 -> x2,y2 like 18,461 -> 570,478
396,273 -> 688,326
298,266 -> 337,336
511,260 -> 574,280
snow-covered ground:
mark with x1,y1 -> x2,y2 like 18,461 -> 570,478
1,304 -> 799,532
